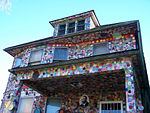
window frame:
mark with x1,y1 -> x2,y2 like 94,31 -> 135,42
28,48 -> 43,65
99,101 -> 123,113
53,47 -> 68,62
67,21 -> 75,34
58,23 -> 66,36
93,42 -> 109,56
17,97 -> 34,113
77,19 -> 85,31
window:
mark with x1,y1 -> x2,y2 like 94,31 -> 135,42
46,98 -> 61,113
93,42 -> 109,55
17,97 -> 33,113
100,101 -> 123,113
53,48 -> 68,62
77,19 -> 85,31
68,21 -> 75,33
14,54 -> 23,68
29,49 -> 43,65
58,24 -> 66,36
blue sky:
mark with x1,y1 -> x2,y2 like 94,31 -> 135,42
0,0 -> 150,104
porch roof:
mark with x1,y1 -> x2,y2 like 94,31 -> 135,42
22,69 -> 125,97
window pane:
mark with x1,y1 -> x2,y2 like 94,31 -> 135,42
77,26 -> 84,31
78,19 -> 85,25
93,42 -> 109,55
29,49 -> 43,62
58,30 -> 65,35
17,98 -> 33,113
46,99 -> 61,113
54,48 -> 68,60
59,24 -> 66,29
68,22 -> 75,27
68,28 -> 75,33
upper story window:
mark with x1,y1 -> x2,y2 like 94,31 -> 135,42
93,42 -> 109,55
77,19 -> 85,31
14,54 -> 23,68
58,24 -> 66,36
53,48 -> 68,62
29,49 -> 43,65
68,21 -> 75,33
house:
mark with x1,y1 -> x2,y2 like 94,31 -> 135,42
1,10 -> 150,113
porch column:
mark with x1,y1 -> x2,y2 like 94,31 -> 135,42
13,81 -> 23,113
125,67 -> 136,112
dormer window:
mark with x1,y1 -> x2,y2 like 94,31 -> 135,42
77,19 -> 85,31
68,21 -> 75,33
50,10 -> 100,36
29,49 -> 43,65
58,24 -> 66,36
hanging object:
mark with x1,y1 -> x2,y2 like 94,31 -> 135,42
5,100 -> 14,111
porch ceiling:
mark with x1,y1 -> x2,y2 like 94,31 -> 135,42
22,69 -> 125,97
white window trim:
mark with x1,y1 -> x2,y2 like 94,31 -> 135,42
99,101 -> 123,113
29,48 -> 43,65
58,24 -> 66,36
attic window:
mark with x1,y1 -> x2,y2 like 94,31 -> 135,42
77,19 -> 85,31
58,24 -> 66,36
68,21 -> 75,33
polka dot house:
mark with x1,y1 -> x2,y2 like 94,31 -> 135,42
1,10 -> 149,113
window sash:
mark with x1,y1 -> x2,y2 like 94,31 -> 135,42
93,42 -> 109,55
68,22 -> 75,28
53,48 -> 68,60
17,97 -> 33,113
29,49 -> 43,63
58,24 -> 66,35
78,19 -> 85,25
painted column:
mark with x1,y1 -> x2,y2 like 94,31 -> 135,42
75,20 -> 77,32
123,59 -> 136,112
65,22 -> 68,35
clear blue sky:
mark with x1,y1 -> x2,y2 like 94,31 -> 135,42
0,0 -> 150,104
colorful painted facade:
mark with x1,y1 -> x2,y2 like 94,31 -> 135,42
1,10 -> 150,113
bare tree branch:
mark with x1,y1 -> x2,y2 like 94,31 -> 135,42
0,0 -> 12,13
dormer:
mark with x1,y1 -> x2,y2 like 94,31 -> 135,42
49,10 -> 100,37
